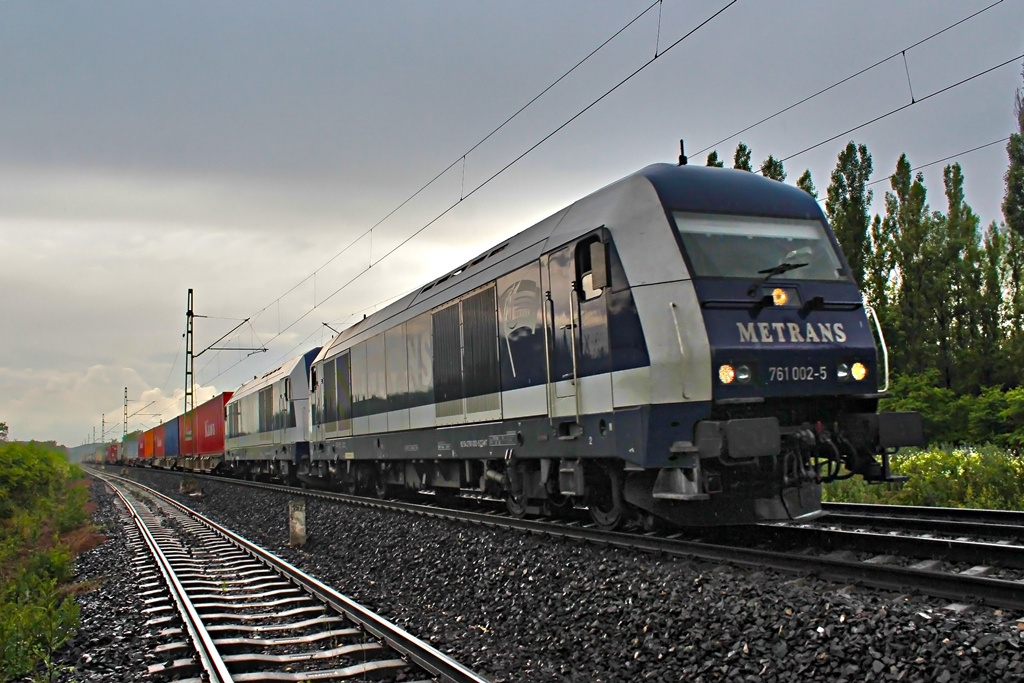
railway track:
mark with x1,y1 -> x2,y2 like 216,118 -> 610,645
822,501 -> 1024,541
92,471 -> 489,683
104,468 -> 1024,612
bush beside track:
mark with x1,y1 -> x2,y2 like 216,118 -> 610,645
824,444 -> 1024,510
0,442 -> 96,681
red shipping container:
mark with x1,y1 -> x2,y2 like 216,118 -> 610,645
180,392 -> 232,457
153,423 -> 166,458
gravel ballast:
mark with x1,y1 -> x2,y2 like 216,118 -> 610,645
54,479 -> 155,682
66,470 -> 1024,682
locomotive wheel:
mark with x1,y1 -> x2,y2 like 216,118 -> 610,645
506,492 -> 527,518
374,476 -> 388,499
587,466 -> 624,531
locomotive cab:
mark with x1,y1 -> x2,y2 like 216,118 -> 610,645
660,185 -> 924,520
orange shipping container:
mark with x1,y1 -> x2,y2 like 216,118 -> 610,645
143,429 -> 155,459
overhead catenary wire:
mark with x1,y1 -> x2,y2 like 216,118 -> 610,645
197,0 -> 740,385
865,136 -> 1012,188
159,331 -> 185,396
247,0 -> 1006,352
233,2 -> 1015,366
183,2 -> 1014,401
246,0 -> 664,324
201,286 -> 419,386
695,0 -> 1006,157
777,52 -> 1024,165
284,48 -> 1020,373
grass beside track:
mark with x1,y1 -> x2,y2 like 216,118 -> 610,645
0,442 -> 99,682
824,444 -> 1024,510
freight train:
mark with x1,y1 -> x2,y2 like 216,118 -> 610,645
122,162 -> 923,528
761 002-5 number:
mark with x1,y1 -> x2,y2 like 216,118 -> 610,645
769,366 -> 827,382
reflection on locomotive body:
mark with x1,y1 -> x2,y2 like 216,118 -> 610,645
499,278 -> 541,378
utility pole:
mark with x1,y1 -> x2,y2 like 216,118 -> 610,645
183,288 -> 265,458
185,288 -> 195,420
101,414 -> 105,443
125,391 -> 158,437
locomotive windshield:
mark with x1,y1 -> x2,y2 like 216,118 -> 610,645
672,212 -> 848,281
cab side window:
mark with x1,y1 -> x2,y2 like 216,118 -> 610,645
576,236 -> 609,301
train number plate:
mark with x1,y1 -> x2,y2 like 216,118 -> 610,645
769,365 -> 828,382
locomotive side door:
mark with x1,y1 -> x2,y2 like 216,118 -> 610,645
544,233 -> 613,427
278,377 -> 290,448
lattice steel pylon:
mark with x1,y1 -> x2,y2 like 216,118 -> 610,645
182,288 -> 265,459
185,288 -> 195,419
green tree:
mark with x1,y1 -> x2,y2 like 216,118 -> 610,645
1002,61 -> 1024,381
0,422 -> 7,442
981,222 -> 1012,386
878,154 -> 932,376
863,213 -> 893,325
796,170 -> 817,199
1004,61 -> 1024,240
732,142 -> 752,171
933,163 -> 984,391
0,442 -> 87,680
881,371 -> 966,443
705,151 -> 724,168
826,141 -> 873,288
759,155 -> 786,181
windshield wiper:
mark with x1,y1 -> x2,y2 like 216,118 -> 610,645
747,261 -> 808,296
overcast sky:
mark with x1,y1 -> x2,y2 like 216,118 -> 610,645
1,1 -> 1021,446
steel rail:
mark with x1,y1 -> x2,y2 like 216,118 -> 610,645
99,473 -> 234,683
752,523 -> 1024,569
100,469 -> 1024,610
820,512 -> 1024,540
99,471 -> 491,683
824,502 -> 1024,526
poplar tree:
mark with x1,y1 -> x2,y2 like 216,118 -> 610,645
706,151 -> 724,168
935,163 -> 983,391
1004,63 -> 1024,239
863,213 -> 893,324
759,155 -> 786,181
733,143 -> 752,171
879,154 -> 931,375
1002,62 -> 1024,381
796,170 -> 817,199
826,141 -> 873,288
979,222 -> 1009,387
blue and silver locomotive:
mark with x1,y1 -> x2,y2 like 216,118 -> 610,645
303,162 -> 922,527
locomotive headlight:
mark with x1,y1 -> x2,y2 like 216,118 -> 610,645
718,364 -> 736,384
772,288 -> 788,306
837,363 -> 850,380
735,365 -> 752,383
851,362 -> 868,381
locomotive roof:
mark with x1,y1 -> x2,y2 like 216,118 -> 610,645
641,163 -> 823,219
317,163 -> 826,363
230,348 -> 320,402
